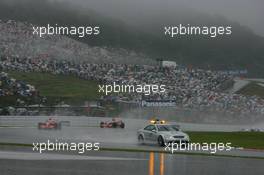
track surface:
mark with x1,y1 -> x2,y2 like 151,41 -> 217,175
0,116 -> 263,157
0,116 -> 264,175
0,148 -> 263,175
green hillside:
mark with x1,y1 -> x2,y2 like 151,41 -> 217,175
237,82 -> 264,98
0,71 -> 99,106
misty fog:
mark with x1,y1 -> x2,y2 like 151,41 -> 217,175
46,0 -> 264,36
2,0 -> 263,36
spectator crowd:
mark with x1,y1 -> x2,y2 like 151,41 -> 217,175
0,20 -> 154,65
0,19 -> 264,117
1,56 -> 264,116
0,71 -> 37,97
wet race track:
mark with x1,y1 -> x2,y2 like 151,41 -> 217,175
0,115 -> 251,147
0,116 -> 264,175
0,149 -> 264,175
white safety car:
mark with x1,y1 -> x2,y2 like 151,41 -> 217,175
137,119 -> 190,146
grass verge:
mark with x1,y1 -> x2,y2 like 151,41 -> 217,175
237,82 -> 264,98
187,132 -> 264,149
5,71 -> 99,105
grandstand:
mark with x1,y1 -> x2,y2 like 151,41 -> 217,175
0,20 -> 264,118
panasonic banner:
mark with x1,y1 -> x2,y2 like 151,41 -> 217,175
141,100 -> 176,107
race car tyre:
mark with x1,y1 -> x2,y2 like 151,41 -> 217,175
120,122 -> 125,128
100,122 -> 104,128
182,141 -> 189,148
38,123 -> 43,130
112,122 -> 117,128
158,136 -> 165,147
138,135 -> 144,145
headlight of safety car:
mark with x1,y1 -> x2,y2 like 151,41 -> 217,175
164,135 -> 172,139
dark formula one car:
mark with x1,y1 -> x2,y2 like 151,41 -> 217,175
38,118 -> 62,130
100,118 -> 125,128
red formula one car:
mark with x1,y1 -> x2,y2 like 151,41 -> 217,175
100,118 -> 125,128
38,118 -> 61,130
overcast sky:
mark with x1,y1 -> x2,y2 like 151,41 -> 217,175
7,0 -> 264,36
61,0 -> 263,36
181,0 -> 264,36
